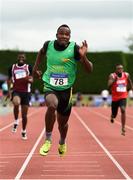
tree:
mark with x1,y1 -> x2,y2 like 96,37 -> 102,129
126,34 -> 133,52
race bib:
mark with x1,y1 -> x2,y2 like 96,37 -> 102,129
116,84 -> 126,92
15,70 -> 27,79
50,73 -> 68,86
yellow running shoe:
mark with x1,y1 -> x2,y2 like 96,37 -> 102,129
58,143 -> 67,156
39,140 -> 52,156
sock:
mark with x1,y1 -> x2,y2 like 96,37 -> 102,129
45,132 -> 52,141
21,129 -> 26,133
14,119 -> 19,125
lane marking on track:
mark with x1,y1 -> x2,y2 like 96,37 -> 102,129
0,152 -> 133,159
42,165 -> 100,168
89,109 -> 133,131
0,109 -> 43,132
43,160 -> 98,163
42,169 -> 101,172
14,128 -> 45,180
1,151 -> 133,157
73,109 -> 132,180
41,174 -> 105,177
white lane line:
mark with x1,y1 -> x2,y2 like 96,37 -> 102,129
0,109 -> 42,132
42,160 -> 98,163
0,153 -> 133,159
90,109 -> 133,131
41,174 -> 105,177
73,109 -> 132,180
1,151 -> 133,156
42,165 -> 100,167
42,169 -> 102,172
14,128 -> 45,180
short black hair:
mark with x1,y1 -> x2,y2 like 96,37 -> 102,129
116,64 -> 123,67
18,51 -> 25,55
57,24 -> 71,33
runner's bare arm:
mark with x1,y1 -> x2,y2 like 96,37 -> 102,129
6,78 -> 12,99
33,48 -> 46,79
108,74 -> 116,88
79,40 -> 93,73
127,73 -> 133,90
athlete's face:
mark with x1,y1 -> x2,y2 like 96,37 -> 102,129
17,54 -> 26,65
56,27 -> 71,46
116,65 -> 123,75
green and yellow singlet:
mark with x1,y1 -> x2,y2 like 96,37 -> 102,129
42,40 -> 78,91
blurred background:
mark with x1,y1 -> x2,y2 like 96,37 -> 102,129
0,0 -> 133,110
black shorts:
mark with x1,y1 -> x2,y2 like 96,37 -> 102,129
44,88 -> 72,116
12,91 -> 31,105
111,98 -> 127,117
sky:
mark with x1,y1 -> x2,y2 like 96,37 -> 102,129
0,0 -> 133,52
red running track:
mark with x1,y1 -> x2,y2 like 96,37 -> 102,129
0,106 -> 133,179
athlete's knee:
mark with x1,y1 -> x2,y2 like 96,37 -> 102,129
45,94 -> 58,109
47,100 -> 58,109
47,104 -> 56,113
13,96 -> 20,106
121,107 -> 126,114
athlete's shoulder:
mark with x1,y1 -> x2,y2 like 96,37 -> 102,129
68,41 -> 76,47
109,72 -> 116,78
124,72 -> 129,78
43,40 -> 51,46
124,72 -> 129,75
11,64 -> 16,69
26,64 -> 32,74
41,40 -> 51,54
70,41 -> 76,44
27,64 -> 32,69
